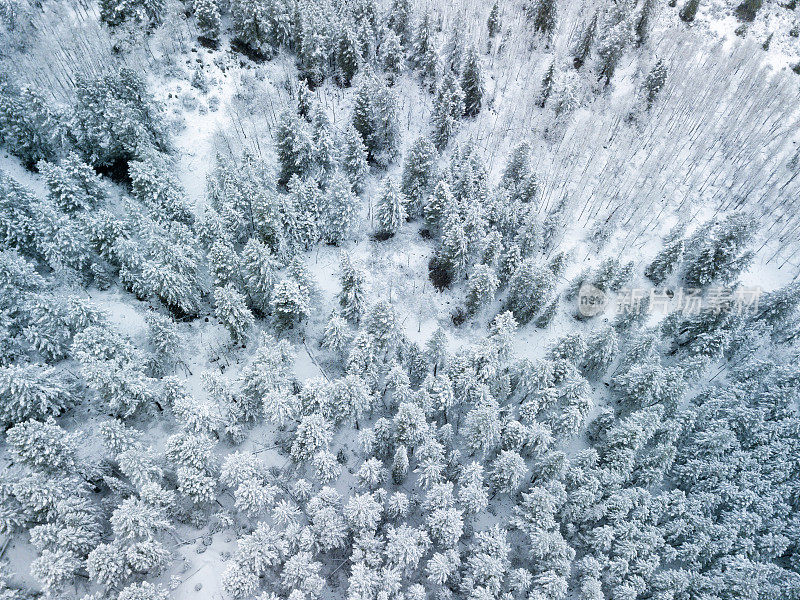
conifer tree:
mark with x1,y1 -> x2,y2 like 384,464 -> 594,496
340,124 -> 369,193
424,179 -> 455,234
572,13 -> 597,69
465,264 -> 499,316
336,24 -> 362,87
392,444 -> 409,483
241,237 -> 279,313
735,0 -> 762,22
230,0 -> 271,52
635,0 -> 657,46
352,71 -> 400,166
338,252 -> 367,323
0,364 -> 74,425
643,59 -> 668,110
214,285 -> 254,344
380,30 -> 404,86
488,2 -> 501,38
0,82 -> 60,169
276,111 -> 315,186
271,277 -> 312,330
195,0 -> 221,43
645,224 -> 684,284
538,61 -> 555,108
375,178 -> 407,239
321,172 -> 358,245
431,69 -> 465,151
412,13 -> 434,69
683,213 -> 756,287
460,47 -> 484,117
38,153 -> 105,213
507,259 -> 555,323
679,0 -> 700,22
528,0 -> 558,41
401,135 -> 437,218
387,0 -> 412,47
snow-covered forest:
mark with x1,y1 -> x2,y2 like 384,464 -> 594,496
1,0 -> 800,598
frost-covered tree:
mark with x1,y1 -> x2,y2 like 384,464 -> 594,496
527,0 -> 558,40
38,153 -> 105,213
582,326 -> 618,377
380,30 -> 404,86
214,284 -> 255,344
337,252 -> 367,324
643,58 -> 668,110
291,413 -> 333,462
0,81 -> 60,169
7,418 -> 77,474
460,47 -> 484,117
340,123 -> 369,193
679,0 -> 700,22
683,213 -> 756,287
401,135 -> 437,218
431,69 -> 465,151
240,237 -> 279,313
0,364 -> 74,425
491,449 -> 527,494
645,224 -> 684,284
321,172 -> 358,245
276,111 -> 315,186
488,1 -> 501,38
69,69 -> 168,172
194,0 -> 221,42
352,71 -> 400,166
271,276 -> 312,331
375,178 -> 407,239
465,263 -> 499,315
507,259 -> 555,323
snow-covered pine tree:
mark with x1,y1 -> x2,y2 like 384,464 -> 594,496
321,172 -> 358,245
241,237 -> 279,313
230,0 -> 271,53
491,449 -> 527,494
271,276 -> 312,331
144,312 -> 180,376
375,178 -> 407,239
460,47 -> 484,117
582,326 -> 618,377
645,223 -> 684,284
642,58 -> 668,110
507,258 -> 556,323
431,69 -> 465,151
340,123 -> 369,193
338,252 -> 367,323
527,0 -> 558,41
195,0 -> 221,43
0,81 -> 60,169
352,70 -> 400,166
572,13 -> 597,68
679,0 -> 700,22
387,0 -> 412,47
683,213 -> 756,287
488,1 -> 501,38
636,0 -> 657,46
538,61 -> 555,107
214,284 -> 255,344
0,365 -> 73,425
465,263 -> 499,316
380,30 -> 404,86
276,111 -> 315,186
336,23 -> 362,87
401,135 -> 437,218
38,153 -> 105,213
424,179 -> 455,235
